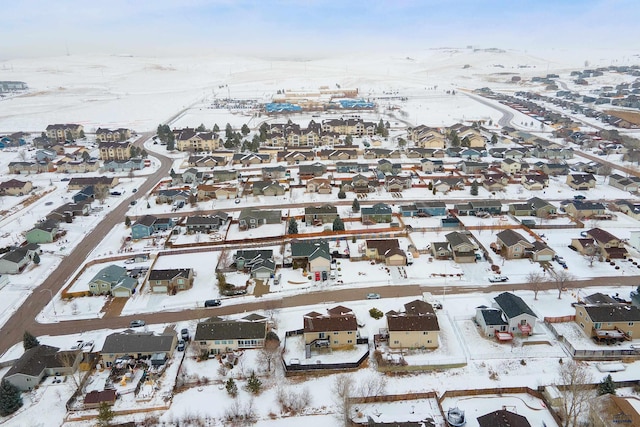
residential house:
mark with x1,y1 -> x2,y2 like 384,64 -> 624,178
210,169 -> 239,183
280,151 -> 316,165
231,153 -> 270,166
509,197 -> 556,217
195,317 -> 267,355
155,189 -> 190,205
454,200 -> 502,216
103,158 -> 143,172
500,158 -> 522,174
298,162 -> 326,178
238,208 -> 281,230
420,158 -> 444,173
196,184 -> 238,201
614,200 -> 640,220
100,330 -> 177,367
530,240 -> 555,262
0,132 -> 27,148
252,180 -> 286,196
35,149 -> 57,163
56,159 -> 100,173
475,306 -> 509,338
482,177 -> 506,192
304,204 -> 338,225
88,264 -> 138,297
588,394 -> 640,427
460,148 -> 483,161
8,161 -> 47,174
261,165 -> 287,180
0,248 -> 31,274
98,141 -> 132,160
131,215 -> 158,239
563,200 -> 606,219
0,179 -> 32,196
432,177 -> 464,193
445,231 -> 477,263
431,241 -> 452,260
386,300 -> 440,349
609,173 -> 640,192
306,177 -> 332,194
335,162 -> 369,173
234,249 -> 276,279
365,239 -> 407,266
3,345 -> 81,391
148,268 -> 194,294
457,160 -> 488,174
291,240 -> 331,272
385,176 -> 411,192
303,306 -> 358,349
361,203 -> 393,223
185,213 -> 228,233
84,390 -> 118,409
495,229 -> 534,259
566,173 -> 596,190
318,149 -> 357,161
188,155 -> 227,168
585,228 -> 627,259
46,124 -> 84,142
348,174 -> 373,193
415,201 -> 447,216
477,409 -> 531,427
538,162 -> 570,176
25,219 -> 59,243
493,292 -> 537,336
575,294 -> 640,340
376,159 -> 402,174
96,127 -> 131,142
520,174 -> 548,191
73,185 -> 95,203
46,201 -> 91,223
67,176 -> 118,191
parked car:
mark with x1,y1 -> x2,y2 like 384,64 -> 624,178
129,320 -> 145,328
180,328 -> 190,341
132,188 -> 137,193
130,200 -> 137,206
366,293 -> 381,299
488,275 -> 509,283
177,340 -> 186,352
110,191 -> 122,196
204,299 -> 221,307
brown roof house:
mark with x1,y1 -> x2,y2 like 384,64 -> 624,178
386,300 -> 440,349
495,229 -> 534,259
477,409 -> 531,427
585,227 -> 627,259
303,305 -> 358,350
0,179 -> 32,196
148,268 -> 194,294
365,239 -> 407,266
304,204 -> 338,225
589,394 -> 640,427
566,173 -> 596,190
83,389 -> 118,409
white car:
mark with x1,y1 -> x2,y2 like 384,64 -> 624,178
366,293 -> 381,299
488,275 -> 509,283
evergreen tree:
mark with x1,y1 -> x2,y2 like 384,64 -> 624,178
352,198 -> 360,213
288,218 -> 298,234
597,374 -> 617,396
397,138 -> 407,148
82,151 -> 91,162
213,123 -> 220,132
23,331 -> 39,350
450,131 -> 460,147
140,149 -> 148,158
491,134 -> 498,144
259,123 -> 268,142
33,252 -> 40,265
196,123 -> 206,132
166,131 -> 175,151
0,379 -> 23,417
225,123 -> 233,139
241,124 -> 250,136
337,189 -> 346,199
333,217 -> 345,231
461,136 -> 470,147
96,401 -> 115,427
246,371 -> 262,395
344,135 -> 353,145
226,378 -> 238,397
376,119 -> 385,135
125,216 -> 131,227
470,180 -> 479,196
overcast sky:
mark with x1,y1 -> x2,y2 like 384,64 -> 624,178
2,0 -> 639,59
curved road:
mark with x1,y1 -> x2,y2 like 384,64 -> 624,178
0,132 -> 173,355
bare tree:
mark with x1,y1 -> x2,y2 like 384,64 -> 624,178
551,269 -> 575,299
556,361 -> 593,427
525,271 -> 546,300
356,373 -> 387,402
584,243 -> 599,267
95,186 -> 109,204
332,374 -> 354,426
258,331 -> 281,375
57,350 -> 84,389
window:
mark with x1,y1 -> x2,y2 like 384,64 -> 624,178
347,331 -> 353,335
334,341 -> 338,344
423,331 -> 428,335
393,340 -> 399,345
333,332 -> 339,335
427,340 -> 432,344
214,340 -> 220,344
347,340 -> 352,344
629,322 -> 634,326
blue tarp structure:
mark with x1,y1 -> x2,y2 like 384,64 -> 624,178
338,99 -> 375,109
265,103 -> 302,113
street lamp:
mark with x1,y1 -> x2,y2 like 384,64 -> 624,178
41,289 -> 57,316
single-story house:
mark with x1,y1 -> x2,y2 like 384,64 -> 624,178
195,318 -> 267,355
100,331 -> 177,367
4,345 -> 82,391
88,264 -> 138,297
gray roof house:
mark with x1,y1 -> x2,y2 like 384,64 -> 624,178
475,305 -> 509,338
88,264 -> 138,297
0,248 -> 31,274
291,240 -> 331,272
304,204 -> 339,225
194,318 -> 267,355
4,345 -> 82,391
492,292 -> 537,336
238,208 -> 281,230
100,331 -> 177,366
234,249 -> 276,279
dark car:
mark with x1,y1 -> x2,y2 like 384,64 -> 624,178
130,200 -> 137,206
129,320 -> 145,328
177,340 -> 186,351
180,328 -> 190,341
204,299 -> 221,307
110,191 -> 122,196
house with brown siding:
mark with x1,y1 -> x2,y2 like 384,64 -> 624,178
303,306 -> 358,349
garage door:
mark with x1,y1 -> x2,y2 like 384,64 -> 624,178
536,255 -> 553,262
152,285 -> 168,294
112,289 -> 131,298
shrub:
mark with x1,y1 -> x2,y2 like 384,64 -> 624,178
369,308 -> 383,319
